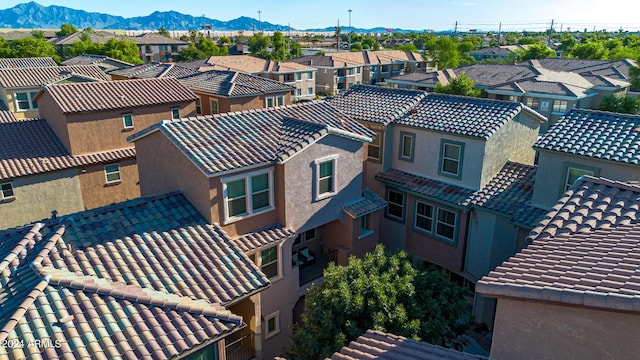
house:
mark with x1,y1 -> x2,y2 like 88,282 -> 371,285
129,101 -> 386,358
183,55 -> 317,101
53,31 -> 120,57
331,330 -> 487,360
0,65 -> 110,119
477,176 -> 640,360
0,57 -> 57,68
108,61 -> 199,80
532,108 -> 640,209
468,45 -> 530,61
61,54 -> 134,73
387,58 -> 635,132
32,77 -> 197,209
0,192 -> 272,359
288,50 -> 430,95
132,33 -> 188,63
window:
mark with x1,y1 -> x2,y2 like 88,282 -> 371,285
122,113 -> 134,129
145,45 -> 152,53
386,189 -> 405,221
222,168 -> 274,222
261,246 -> 279,279
104,164 -> 121,184
315,155 -> 337,200
436,208 -> 456,241
294,228 -> 316,246
539,100 -> 550,112
399,132 -> 415,162
507,95 -> 518,102
171,45 -> 178,52
439,140 -> 464,178
307,87 -> 313,95
14,91 -> 38,111
171,108 -> 180,120
1,182 -> 15,200
415,201 -> 433,232
195,98 -> 202,114
295,73 -> 302,81
161,45 -> 167,51
264,311 -> 280,339
266,95 -> 284,107
277,95 -> 284,106
565,167 -> 595,191
296,88 -> 302,97
367,130 -> 383,161
359,215 -> 374,239
307,71 -> 313,79
210,99 -> 219,114
553,100 -> 568,113
525,97 -> 539,109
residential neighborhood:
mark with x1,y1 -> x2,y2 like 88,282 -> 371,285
1,2 -> 640,359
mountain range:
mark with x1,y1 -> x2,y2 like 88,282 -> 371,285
0,2 -> 415,32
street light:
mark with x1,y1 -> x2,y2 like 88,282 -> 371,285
348,9 -> 352,51
258,10 -> 262,32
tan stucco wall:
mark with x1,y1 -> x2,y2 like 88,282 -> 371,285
78,157 -> 140,210
3,86 -> 42,119
491,298 -> 640,360
0,169 -> 84,229
195,91 -> 292,115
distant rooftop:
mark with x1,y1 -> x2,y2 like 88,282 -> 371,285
0,65 -> 110,88
0,57 -> 57,68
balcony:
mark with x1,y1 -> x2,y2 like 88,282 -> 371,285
225,328 -> 255,360
298,250 -> 337,286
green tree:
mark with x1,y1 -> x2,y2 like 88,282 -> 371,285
11,37 -> 60,62
286,245 -> 471,360
520,42 -> 556,60
435,73 -> 481,97
103,38 -> 143,64
31,30 -> 45,39
425,37 -> 460,69
598,95 -> 640,114
175,43 -> 206,61
198,37 -> 227,56
56,23 -> 78,37
394,43 -> 419,52
0,37 -> 15,58
218,36 -> 231,46
570,41 -> 608,59
629,64 -> 640,91
248,32 -> 271,57
158,26 -> 171,38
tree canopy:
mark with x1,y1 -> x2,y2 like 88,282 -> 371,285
598,95 -> 640,114
286,245 -> 471,360
56,23 -> 78,37
435,74 -> 481,97
0,37 -> 61,62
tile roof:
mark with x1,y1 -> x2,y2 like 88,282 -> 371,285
376,168 -> 476,208
0,118 -> 135,181
231,224 -> 295,252
189,55 -> 315,73
133,32 -> 189,45
288,50 -> 424,68
130,101 -> 374,176
343,189 -> 387,219
331,330 -> 487,360
61,54 -> 133,67
0,65 -> 110,88
395,94 -> 533,139
521,58 -> 636,82
327,85 -> 426,125
39,77 -> 198,114
108,62 -> 199,79
534,108 -> 640,165
178,70 -> 295,97
0,100 -> 16,123
0,212 -> 252,359
0,57 -> 58,68
478,177 -> 640,311
53,31 -> 119,46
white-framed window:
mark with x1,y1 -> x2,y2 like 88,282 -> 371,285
539,100 -> 550,112
295,72 -> 302,81
439,140 -> 464,179
221,168 -> 274,223
386,189 -> 405,221
314,155 -> 338,200
294,228 -> 316,246
210,99 -> 219,114
104,164 -> 121,184
277,95 -> 284,106
413,200 -> 457,243
565,167 -> 595,191
14,91 -> 38,111
367,130 -> 383,161
307,87 -> 313,95
1,182 -> 15,200
525,97 -> 539,109
265,95 -> 285,108
307,71 -> 313,79
399,132 -> 415,162
553,100 -> 568,113
122,113 -> 134,129
170,107 -> 180,120
264,311 -> 280,339
296,88 -> 302,97
195,98 -> 202,114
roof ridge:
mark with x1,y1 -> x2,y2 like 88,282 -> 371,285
0,223 -> 45,279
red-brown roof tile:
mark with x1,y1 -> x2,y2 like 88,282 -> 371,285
0,65 -> 110,88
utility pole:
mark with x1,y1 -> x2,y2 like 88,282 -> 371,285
258,10 -> 262,32
497,22 -> 501,46
454,21 -> 458,37
548,19 -> 554,46
348,9 -> 352,51
336,19 -> 340,52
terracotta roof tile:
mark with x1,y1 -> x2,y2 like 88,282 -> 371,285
328,85 -> 426,125
478,177 -> 640,311
109,62 -> 199,79
178,70 -> 295,97
130,102 -> 373,176
40,77 -> 197,114
0,118 -> 135,181
534,108 -> 640,165
343,189 -> 387,219
0,57 -> 58,68
132,33 -> 188,45
0,65 -> 110,88
332,330 -> 487,360
0,101 -> 16,123
231,224 -> 295,252
61,54 -> 133,68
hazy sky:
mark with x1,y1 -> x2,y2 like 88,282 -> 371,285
4,0 -> 639,31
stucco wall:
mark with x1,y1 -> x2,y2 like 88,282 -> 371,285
3,86 -> 41,119
315,67 -> 336,95
282,135 -> 364,233
481,113 -> 539,187
532,150 -> 640,209
390,125 -> 486,190
78,158 -> 140,210
0,169 -> 84,229
491,298 -> 640,360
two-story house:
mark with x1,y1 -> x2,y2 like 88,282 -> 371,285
0,57 -> 57,68
0,192 -> 272,359
61,54 -> 134,73
129,101 -> 386,358
477,176 -> 640,360
133,32 -> 189,63
0,65 -> 110,119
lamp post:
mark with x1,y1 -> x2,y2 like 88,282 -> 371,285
348,9 -> 352,51
258,10 -> 262,32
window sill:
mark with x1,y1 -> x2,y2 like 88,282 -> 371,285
358,229 -> 374,239
122,128 -> 135,132
268,274 -> 283,284
264,329 -> 281,340
104,181 -> 121,187
315,192 -> 336,202
224,206 -> 275,225
1,196 -> 16,203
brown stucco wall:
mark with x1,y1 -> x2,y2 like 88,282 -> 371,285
78,157 -> 140,209
491,298 -> 640,360
37,93 -> 74,153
